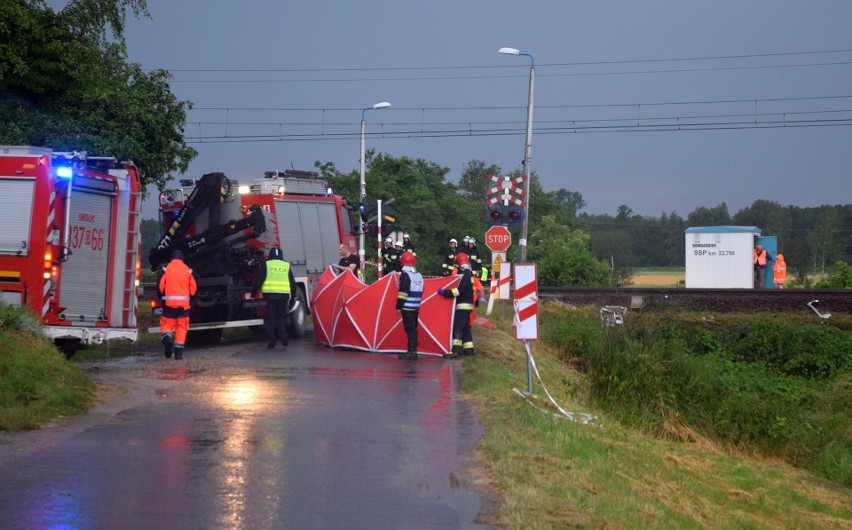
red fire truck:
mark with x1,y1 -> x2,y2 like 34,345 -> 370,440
0,146 -> 142,356
149,170 -> 356,344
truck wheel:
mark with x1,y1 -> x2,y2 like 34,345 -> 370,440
55,338 -> 82,360
288,288 -> 307,339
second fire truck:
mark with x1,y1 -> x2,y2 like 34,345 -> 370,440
149,170 -> 356,344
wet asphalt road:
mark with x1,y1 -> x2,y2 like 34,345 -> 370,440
0,335 -> 497,529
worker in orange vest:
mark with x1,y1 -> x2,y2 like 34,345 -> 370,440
470,274 -> 485,328
773,253 -> 787,289
158,249 -> 197,360
753,244 -> 773,289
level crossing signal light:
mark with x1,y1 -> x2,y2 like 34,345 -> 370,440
487,204 -> 524,226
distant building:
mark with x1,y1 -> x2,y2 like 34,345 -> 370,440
684,226 -> 777,289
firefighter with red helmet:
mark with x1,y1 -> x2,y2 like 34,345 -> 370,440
158,249 -> 197,360
395,251 -> 423,360
437,252 -> 475,359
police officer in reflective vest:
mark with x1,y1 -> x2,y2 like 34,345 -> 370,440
396,252 -> 423,360
253,247 -> 297,349
159,249 -> 197,360
438,252 -> 475,359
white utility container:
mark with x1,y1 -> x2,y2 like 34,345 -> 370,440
684,226 -> 760,288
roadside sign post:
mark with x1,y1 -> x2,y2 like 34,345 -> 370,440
485,226 -> 511,315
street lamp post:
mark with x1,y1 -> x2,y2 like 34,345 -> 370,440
499,47 -> 535,263
359,101 -> 392,278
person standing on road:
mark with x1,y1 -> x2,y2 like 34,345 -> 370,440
338,243 -> 361,279
753,243 -> 774,289
396,252 -> 424,361
438,253 -> 475,359
773,253 -> 787,289
253,247 -> 297,349
159,249 -> 197,360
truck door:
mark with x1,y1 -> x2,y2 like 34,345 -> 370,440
0,176 -> 36,306
0,177 -> 36,258
59,177 -> 115,322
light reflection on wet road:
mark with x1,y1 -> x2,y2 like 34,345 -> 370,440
0,338 -> 495,529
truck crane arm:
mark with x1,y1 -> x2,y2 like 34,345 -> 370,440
181,204 -> 267,263
149,172 -> 231,269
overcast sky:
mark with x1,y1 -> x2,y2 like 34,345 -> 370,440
87,1 -> 852,219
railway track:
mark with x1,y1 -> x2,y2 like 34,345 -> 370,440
142,283 -> 850,314
537,287 -> 851,314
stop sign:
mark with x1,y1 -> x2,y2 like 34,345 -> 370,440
484,226 -> 512,252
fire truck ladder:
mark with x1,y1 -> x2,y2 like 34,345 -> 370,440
123,185 -> 141,327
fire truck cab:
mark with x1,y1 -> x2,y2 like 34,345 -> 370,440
150,169 -> 356,344
0,146 -> 142,356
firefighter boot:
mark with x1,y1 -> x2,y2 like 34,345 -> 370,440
173,346 -> 183,360
162,335 -> 173,359
398,350 -> 418,361
443,344 -> 463,359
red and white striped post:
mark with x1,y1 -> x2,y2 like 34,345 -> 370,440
514,264 -> 538,393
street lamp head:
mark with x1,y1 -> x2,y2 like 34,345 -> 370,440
372,102 -> 392,110
498,47 -> 520,56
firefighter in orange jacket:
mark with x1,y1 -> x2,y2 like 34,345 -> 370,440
159,249 -> 197,360
773,253 -> 787,289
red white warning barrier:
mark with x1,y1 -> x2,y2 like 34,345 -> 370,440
513,264 -> 538,341
498,262 -> 512,300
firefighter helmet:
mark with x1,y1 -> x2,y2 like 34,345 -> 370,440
395,240 -> 404,248
400,252 -> 416,267
403,232 -> 410,240
454,252 -> 470,267
449,238 -> 457,245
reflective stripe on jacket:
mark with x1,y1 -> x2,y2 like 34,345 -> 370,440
159,259 -> 197,309
397,269 -> 424,311
753,249 -> 767,266
262,259 -> 292,294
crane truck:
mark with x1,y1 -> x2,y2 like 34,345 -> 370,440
0,146 -> 142,357
149,170 -> 356,345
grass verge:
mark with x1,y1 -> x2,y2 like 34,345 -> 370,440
0,327 -> 95,431
465,302 -> 852,529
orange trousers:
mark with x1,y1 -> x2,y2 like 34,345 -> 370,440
160,316 -> 189,347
